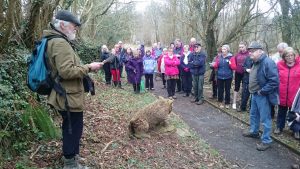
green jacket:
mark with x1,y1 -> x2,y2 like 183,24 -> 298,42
43,28 -> 90,112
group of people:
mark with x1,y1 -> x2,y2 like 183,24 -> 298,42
99,38 -> 208,105
43,9 -> 300,169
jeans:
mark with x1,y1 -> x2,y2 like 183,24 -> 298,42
276,106 -> 289,130
59,111 -> 83,159
193,75 -> 204,101
249,94 -> 272,144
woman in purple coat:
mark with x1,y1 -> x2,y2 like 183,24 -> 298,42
127,49 -> 144,93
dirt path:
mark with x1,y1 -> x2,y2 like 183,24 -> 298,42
152,82 -> 300,169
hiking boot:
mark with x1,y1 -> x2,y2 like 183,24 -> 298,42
273,128 -> 282,135
294,132 -> 300,139
219,104 -> 224,108
63,157 -> 88,169
232,103 -> 236,110
256,142 -> 271,151
190,99 -> 198,103
291,164 -> 300,169
242,130 -> 260,139
196,100 -> 204,105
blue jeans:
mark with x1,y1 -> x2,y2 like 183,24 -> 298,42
249,94 -> 272,144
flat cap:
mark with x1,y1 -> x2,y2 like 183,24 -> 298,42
194,42 -> 201,47
56,10 -> 81,26
248,41 -> 263,50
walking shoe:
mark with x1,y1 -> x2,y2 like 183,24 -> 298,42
196,100 -> 204,105
172,96 -> 177,99
294,132 -> 300,139
242,130 -> 260,138
232,103 -> 236,109
237,107 -> 246,112
190,99 -> 198,103
162,85 -> 166,89
256,142 -> 271,151
219,104 -> 224,108
273,128 -> 282,135
150,88 -> 155,90
225,104 -> 230,109
168,96 -> 173,100
291,164 -> 300,169
183,93 -> 189,97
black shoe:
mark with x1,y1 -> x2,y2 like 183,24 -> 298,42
242,130 -> 260,139
183,93 -> 189,97
237,107 -> 246,112
196,100 -> 204,105
291,164 -> 300,169
256,142 -> 271,151
190,99 -> 198,103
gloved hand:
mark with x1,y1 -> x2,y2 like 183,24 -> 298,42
184,67 -> 189,72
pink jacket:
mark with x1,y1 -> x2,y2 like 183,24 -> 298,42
164,55 -> 180,76
278,59 -> 300,107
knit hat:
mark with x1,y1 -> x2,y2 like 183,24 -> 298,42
55,10 -> 81,26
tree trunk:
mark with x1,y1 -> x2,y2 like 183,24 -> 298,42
279,0 -> 292,45
205,25 -> 217,62
0,0 -> 17,54
23,1 -> 44,49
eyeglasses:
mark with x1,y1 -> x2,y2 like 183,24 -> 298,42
284,54 -> 295,58
248,49 -> 258,53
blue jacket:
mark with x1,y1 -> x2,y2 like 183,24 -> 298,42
255,54 -> 279,105
188,51 -> 206,75
143,55 -> 156,74
216,54 -> 234,80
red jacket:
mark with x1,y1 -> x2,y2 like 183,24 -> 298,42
164,55 -> 180,76
278,59 -> 300,107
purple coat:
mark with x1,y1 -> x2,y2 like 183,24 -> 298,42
127,57 -> 143,84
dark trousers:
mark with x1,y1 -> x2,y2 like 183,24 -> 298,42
119,65 -> 124,77
218,78 -> 232,104
176,78 -> 182,92
234,73 -> 244,92
133,83 -> 141,93
145,74 -> 154,89
161,73 -> 166,86
182,71 -> 192,94
103,64 -> 111,84
271,105 -> 276,119
240,82 -> 250,110
212,80 -> 218,97
276,106 -> 289,130
167,79 -> 176,97
59,111 -> 83,159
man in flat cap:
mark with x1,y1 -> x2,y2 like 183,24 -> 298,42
188,42 -> 207,105
43,10 -> 103,168
242,41 -> 279,151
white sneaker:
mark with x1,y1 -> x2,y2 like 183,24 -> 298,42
232,104 -> 236,110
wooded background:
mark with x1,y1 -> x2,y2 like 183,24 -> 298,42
1,0 -> 299,59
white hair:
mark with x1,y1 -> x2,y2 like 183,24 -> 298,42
101,45 -> 108,52
222,44 -> 230,52
277,42 -> 288,50
53,19 -> 72,31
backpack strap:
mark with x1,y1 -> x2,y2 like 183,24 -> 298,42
44,34 -> 73,134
